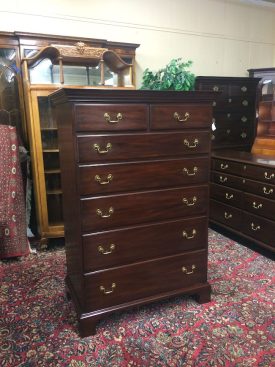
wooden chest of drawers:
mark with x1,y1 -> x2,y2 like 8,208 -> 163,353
210,150 -> 275,253
195,76 -> 260,150
50,89 -> 214,337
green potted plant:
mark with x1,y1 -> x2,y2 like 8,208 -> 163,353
140,58 -> 195,91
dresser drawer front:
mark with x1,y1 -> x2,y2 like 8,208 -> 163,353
77,132 -> 211,163
84,250 -> 207,311
83,216 -> 208,272
244,193 -> 275,220
79,157 -> 210,195
212,158 -> 244,176
75,104 -> 148,131
243,164 -> 275,184
81,185 -> 208,232
242,212 -> 275,247
150,104 -> 211,129
210,199 -> 242,230
245,179 -> 275,200
210,183 -> 243,209
211,171 -> 244,190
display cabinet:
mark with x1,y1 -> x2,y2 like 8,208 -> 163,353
20,34 -> 139,248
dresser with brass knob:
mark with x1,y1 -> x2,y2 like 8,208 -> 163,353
50,89 -> 214,337
195,76 -> 260,150
210,149 -> 275,253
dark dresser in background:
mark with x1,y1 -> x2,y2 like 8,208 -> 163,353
50,89 -> 215,336
210,150 -> 275,253
195,76 -> 260,151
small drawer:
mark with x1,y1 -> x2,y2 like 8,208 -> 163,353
83,216 -> 208,272
244,179 -> 275,200
244,164 -> 275,184
244,192 -> 275,221
210,199 -> 242,231
83,249 -> 207,311
75,104 -> 148,131
150,104 -> 212,130
211,171 -> 244,191
78,157 -> 210,195
81,185 -> 208,232
210,183 -> 243,209
242,212 -> 275,248
212,158 -> 245,176
77,132 -> 211,163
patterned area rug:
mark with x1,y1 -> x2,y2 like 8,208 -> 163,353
0,230 -> 274,367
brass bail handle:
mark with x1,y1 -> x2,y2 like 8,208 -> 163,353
96,207 -> 114,218
182,196 -> 197,206
174,111 -> 190,122
182,264 -> 196,274
183,138 -> 199,148
100,283 -> 116,295
95,174 -> 113,185
93,143 -> 112,154
104,112 -> 123,124
183,167 -> 198,176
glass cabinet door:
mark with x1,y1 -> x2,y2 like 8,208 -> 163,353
37,96 -> 63,229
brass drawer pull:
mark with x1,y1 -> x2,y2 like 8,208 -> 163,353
182,265 -> 196,274
95,174 -> 113,185
242,100 -> 248,106
224,212 -> 232,219
219,176 -> 228,183
100,283 -> 116,295
241,132 -> 247,139
264,172 -> 275,180
182,229 -> 196,239
263,187 -> 273,195
225,193 -> 233,200
182,196 -> 197,206
213,85 -> 219,92
174,111 -> 190,122
98,244 -> 115,255
96,207 -> 114,218
251,223 -> 261,231
104,112 -> 122,124
183,167 -> 198,176
93,143 -> 112,154
220,163 -> 228,170
183,138 -> 199,148
241,116 -> 247,122
252,202 -> 262,209
241,86 -> 247,92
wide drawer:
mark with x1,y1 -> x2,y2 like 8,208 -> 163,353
150,104 -> 212,130
74,104 -> 148,131
211,171 -> 244,191
244,179 -> 275,200
210,183 -> 243,209
212,158 -> 245,176
77,132 -> 210,163
243,164 -> 275,184
83,216 -> 208,272
242,212 -> 275,248
83,249 -> 207,311
244,192 -> 275,221
81,185 -> 208,232
78,157 -> 210,195
210,199 -> 242,231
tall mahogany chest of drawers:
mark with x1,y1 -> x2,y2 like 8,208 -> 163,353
50,89 -> 214,336
210,150 -> 275,254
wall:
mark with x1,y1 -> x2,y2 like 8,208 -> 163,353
1,0 -> 275,87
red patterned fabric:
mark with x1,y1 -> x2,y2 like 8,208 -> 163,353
0,125 -> 29,259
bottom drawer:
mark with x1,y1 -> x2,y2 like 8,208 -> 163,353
242,212 -> 275,248
83,250 -> 207,311
210,199 -> 242,230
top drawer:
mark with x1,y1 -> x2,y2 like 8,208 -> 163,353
150,104 -> 211,130
212,158 -> 245,176
75,104 -> 148,131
